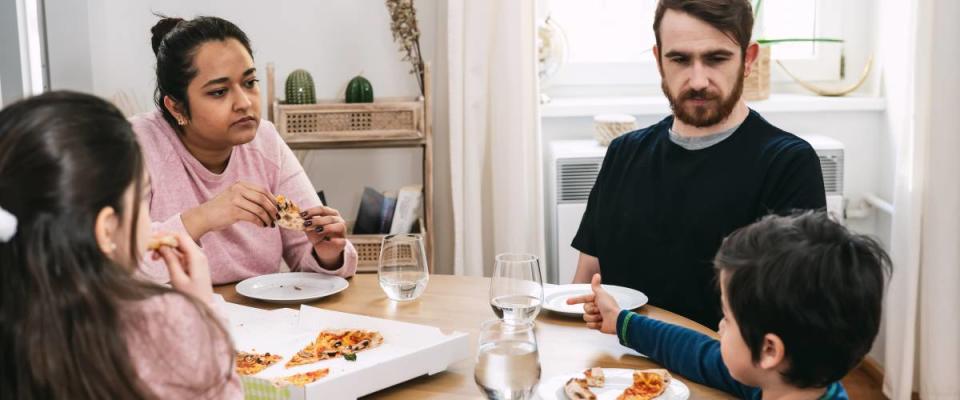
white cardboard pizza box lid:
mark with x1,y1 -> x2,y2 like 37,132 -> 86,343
225,302 -> 470,400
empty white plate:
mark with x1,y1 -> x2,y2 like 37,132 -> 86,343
235,272 -> 349,303
542,284 -> 648,316
537,368 -> 689,400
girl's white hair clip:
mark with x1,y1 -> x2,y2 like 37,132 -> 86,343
0,206 -> 17,242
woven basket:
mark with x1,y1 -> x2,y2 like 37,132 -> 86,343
593,114 -> 637,146
743,46 -> 771,101
273,100 -> 424,145
348,219 -> 425,273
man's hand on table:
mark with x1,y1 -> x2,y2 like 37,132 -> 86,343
566,273 -> 621,334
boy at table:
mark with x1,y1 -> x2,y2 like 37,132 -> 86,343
568,212 -> 890,399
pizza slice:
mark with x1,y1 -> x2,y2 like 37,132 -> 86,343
146,234 -> 178,251
275,368 -> 330,387
285,330 -> 384,368
313,331 -> 350,360
583,367 -> 605,387
235,351 -> 282,376
564,377 -> 597,400
285,340 -> 323,368
340,329 -> 384,353
275,194 -> 306,230
617,369 -> 671,400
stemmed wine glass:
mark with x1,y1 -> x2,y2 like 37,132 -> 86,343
489,253 -> 544,325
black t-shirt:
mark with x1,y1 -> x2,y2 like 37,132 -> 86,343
572,110 -> 826,328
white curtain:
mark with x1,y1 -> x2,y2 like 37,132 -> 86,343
446,0 -> 544,277
881,0 -> 960,399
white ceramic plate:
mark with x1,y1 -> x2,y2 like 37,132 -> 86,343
542,284 -> 648,316
236,272 -> 349,303
536,368 -> 689,400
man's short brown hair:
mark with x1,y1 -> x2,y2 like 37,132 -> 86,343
653,0 -> 754,58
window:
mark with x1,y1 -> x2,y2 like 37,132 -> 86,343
541,0 -> 846,91
1,0 -> 46,105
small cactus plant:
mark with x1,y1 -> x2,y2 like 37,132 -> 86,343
345,75 -> 374,103
285,69 -> 316,104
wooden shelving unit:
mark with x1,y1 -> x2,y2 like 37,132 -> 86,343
266,63 -> 434,272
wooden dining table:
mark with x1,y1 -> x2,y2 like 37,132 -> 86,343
215,274 -> 734,399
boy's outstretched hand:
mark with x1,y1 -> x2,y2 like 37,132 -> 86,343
566,273 -> 622,334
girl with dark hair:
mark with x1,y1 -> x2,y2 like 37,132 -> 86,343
0,91 -> 241,399
133,16 -> 357,284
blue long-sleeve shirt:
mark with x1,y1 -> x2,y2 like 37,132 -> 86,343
615,310 -> 848,400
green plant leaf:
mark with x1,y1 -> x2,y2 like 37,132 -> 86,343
757,38 -> 844,45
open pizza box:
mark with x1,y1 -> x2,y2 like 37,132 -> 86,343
223,302 -> 470,400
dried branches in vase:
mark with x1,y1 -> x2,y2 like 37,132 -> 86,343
386,0 -> 425,95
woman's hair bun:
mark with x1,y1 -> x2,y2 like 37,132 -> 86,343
150,16 -> 185,56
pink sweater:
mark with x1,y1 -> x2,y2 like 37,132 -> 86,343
131,110 -> 357,284
125,293 -> 242,399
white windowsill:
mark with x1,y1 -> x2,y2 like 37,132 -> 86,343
539,94 -> 886,118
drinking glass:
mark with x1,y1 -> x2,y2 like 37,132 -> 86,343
474,319 -> 541,400
378,234 -> 429,301
489,253 -> 544,325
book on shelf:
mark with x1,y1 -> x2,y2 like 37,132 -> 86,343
353,187 -> 384,234
316,190 -> 327,207
352,185 -> 421,235
379,191 -> 397,234
389,185 -> 423,235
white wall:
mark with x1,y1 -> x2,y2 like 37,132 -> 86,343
43,0 -> 455,274
0,0 -> 25,104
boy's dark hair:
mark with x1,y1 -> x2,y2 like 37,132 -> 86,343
151,15 -> 253,133
714,211 -> 891,388
653,0 -> 754,59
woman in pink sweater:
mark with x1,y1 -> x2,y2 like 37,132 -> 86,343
0,91 -> 240,399
133,16 -> 357,284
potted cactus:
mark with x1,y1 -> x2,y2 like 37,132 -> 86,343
285,69 -> 317,105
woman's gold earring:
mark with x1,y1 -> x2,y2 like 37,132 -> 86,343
109,243 -> 117,251
177,118 -> 186,126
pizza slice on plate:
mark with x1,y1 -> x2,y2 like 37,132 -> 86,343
564,377 -> 597,400
583,367 -> 605,387
563,367 -> 604,399
617,369 -> 671,400
235,351 -> 282,376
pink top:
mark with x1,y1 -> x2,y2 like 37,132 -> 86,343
131,110 -> 357,284
124,293 -> 242,399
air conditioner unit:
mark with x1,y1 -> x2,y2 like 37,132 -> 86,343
797,134 -> 845,222
546,136 -> 844,284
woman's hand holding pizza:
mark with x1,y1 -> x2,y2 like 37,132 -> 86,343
182,181 -> 279,240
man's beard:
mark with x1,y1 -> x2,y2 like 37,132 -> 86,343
662,64 -> 744,128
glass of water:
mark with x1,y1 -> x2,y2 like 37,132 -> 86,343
490,253 -> 543,325
378,234 -> 429,301
474,319 -> 541,400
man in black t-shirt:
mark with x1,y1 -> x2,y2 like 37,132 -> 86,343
571,0 -> 826,328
